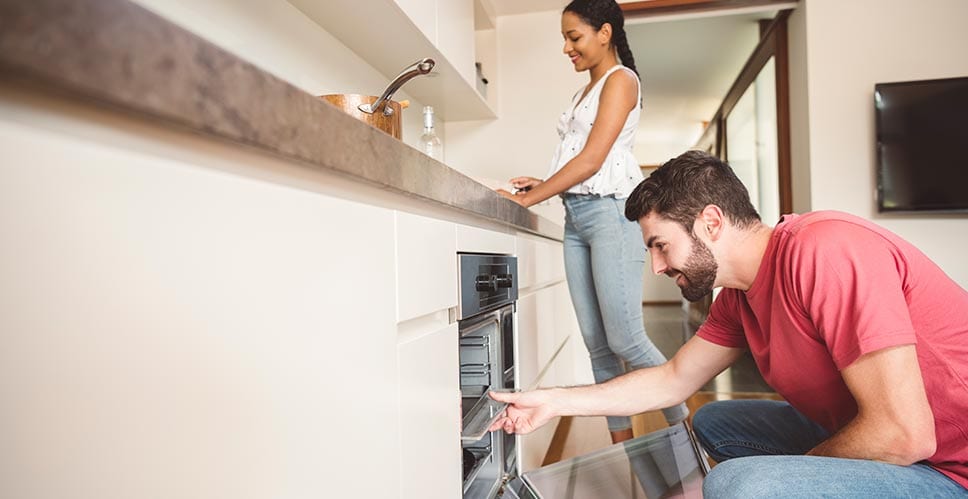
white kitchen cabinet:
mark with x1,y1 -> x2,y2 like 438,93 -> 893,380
395,211 -> 458,322
457,223 -> 515,254
516,291 -> 565,474
288,0 -> 495,121
515,246 -> 583,473
516,235 -> 537,290
534,287 -> 559,388
516,292 -> 539,390
519,415 -> 561,473
537,237 -> 566,287
438,0 -> 476,86
553,281 -> 582,387
517,286 -> 562,391
394,0 -> 437,44
394,0 -> 476,86
517,234 -> 567,291
398,322 -> 461,499
0,115 -> 401,498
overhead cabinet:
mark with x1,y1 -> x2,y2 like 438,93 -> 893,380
288,0 -> 495,121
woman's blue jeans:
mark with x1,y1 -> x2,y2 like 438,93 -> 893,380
695,400 -> 968,498
562,194 -> 689,431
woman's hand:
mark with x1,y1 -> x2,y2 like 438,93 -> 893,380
510,176 -> 543,192
488,388 -> 559,435
496,188 -> 528,207
496,176 -> 544,208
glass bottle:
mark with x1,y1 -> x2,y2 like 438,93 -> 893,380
420,106 -> 443,161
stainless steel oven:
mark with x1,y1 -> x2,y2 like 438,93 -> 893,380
458,253 -> 518,499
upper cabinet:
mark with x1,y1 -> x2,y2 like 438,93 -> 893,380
436,0 -> 476,87
288,0 -> 496,121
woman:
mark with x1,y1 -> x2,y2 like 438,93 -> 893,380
497,0 -> 688,443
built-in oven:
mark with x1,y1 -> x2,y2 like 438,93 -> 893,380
458,253 -> 518,499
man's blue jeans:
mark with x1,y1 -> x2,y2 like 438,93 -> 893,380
562,194 -> 688,431
694,399 -> 967,498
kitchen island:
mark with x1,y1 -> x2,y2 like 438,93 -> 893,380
0,1 -> 584,498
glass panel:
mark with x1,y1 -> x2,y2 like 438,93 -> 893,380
726,56 -> 780,225
755,57 -> 780,224
726,81 -> 759,207
515,423 -> 705,498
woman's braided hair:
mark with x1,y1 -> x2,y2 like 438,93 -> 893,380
563,0 -> 638,77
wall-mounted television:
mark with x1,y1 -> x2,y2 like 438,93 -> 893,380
874,76 -> 968,213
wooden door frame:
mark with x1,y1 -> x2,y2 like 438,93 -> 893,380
621,0 -> 798,19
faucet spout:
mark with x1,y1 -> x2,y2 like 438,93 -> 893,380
359,58 -> 435,116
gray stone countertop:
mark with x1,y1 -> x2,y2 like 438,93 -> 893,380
0,0 -> 563,241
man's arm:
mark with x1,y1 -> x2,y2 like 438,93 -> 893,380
808,344 -> 936,465
489,336 -> 744,434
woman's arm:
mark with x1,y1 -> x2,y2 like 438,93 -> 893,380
504,70 -> 639,207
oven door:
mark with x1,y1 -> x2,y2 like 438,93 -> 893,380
503,423 -> 709,498
460,306 -> 515,498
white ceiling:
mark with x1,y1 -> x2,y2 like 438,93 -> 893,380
628,12 -> 774,162
488,0 -> 568,16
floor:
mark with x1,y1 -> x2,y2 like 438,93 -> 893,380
542,304 -> 782,466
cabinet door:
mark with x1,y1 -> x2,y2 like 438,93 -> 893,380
0,121 -> 400,498
516,293 -> 539,390
553,282 -> 579,387
519,417 -> 560,473
437,0 -> 475,84
394,0 -> 436,43
457,223 -> 515,254
516,236 -> 537,290
395,211 -> 457,322
398,323 -> 461,499
535,287 -> 558,388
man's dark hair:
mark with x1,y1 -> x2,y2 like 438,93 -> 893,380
624,150 -> 761,233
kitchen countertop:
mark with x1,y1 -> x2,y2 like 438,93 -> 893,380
0,0 -> 563,241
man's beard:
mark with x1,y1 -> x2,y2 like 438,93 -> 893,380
675,235 -> 717,302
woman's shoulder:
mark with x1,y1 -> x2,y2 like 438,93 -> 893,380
600,66 -> 639,102
603,66 -> 639,89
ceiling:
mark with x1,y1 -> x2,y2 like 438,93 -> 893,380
485,0 -> 780,163
488,0 -> 569,16
628,11 -> 774,162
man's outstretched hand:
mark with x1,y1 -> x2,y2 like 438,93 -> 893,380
488,389 -> 558,435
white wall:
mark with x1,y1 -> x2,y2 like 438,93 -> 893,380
132,0 -> 435,150
788,0 -> 968,288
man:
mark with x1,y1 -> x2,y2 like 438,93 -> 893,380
490,150 -> 968,497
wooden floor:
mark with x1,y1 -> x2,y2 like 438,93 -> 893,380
541,305 -> 783,466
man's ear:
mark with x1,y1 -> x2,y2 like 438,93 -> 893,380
698,204 -> 726,241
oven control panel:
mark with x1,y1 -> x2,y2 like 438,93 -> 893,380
457,253 -> 518,320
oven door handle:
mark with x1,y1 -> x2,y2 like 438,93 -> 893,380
461,391 -> 512,442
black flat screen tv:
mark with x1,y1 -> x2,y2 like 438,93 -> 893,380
874,76 -> 968,213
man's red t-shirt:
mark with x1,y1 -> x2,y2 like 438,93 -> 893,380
697,211 -> 968,488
